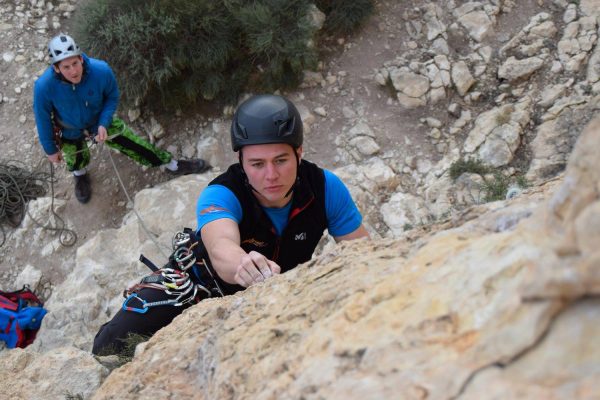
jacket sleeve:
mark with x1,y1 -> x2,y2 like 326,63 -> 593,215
33,77 -> 58,155
97,63 -> 119,128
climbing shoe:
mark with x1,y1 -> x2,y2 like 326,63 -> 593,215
74,174 -> 91,204
167,159 -> 211,176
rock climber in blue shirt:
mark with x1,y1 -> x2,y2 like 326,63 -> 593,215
92,94 -> 369,355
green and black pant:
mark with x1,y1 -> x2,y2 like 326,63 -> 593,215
60,118 -> 172,172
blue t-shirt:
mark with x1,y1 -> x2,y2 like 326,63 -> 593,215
196,169 -> 362,237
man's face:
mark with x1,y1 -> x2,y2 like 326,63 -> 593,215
53,55 -> 84,84
241,143 -> 301,208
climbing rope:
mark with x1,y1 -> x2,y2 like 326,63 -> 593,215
0,159 -> 76,247
100,142 -> 171,259
0,125 -> 162,251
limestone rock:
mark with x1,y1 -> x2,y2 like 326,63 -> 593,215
451,61 -> 476,96
456,9 -> 494,42
0,347 -> 108,399
498,56 -> 545,82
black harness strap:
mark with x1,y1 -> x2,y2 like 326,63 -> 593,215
139,254 -> 159,272
74,139 -> 84,170
109,134 -> 164,167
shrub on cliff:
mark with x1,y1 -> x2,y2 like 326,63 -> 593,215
74,0 -> 373,108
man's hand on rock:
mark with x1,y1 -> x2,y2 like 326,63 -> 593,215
234,251 -> 281,287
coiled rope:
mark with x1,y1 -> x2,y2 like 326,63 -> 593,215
0,159 -> 77,247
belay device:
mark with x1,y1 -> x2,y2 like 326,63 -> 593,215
0,285 -> 47,348
122,228 -> 224,313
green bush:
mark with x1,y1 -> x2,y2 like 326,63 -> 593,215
94,332 -> 150,366
74,0 -> 373,108
315,0 -> 374,34
482,171 -> 511,202
448,158 -> 491,180
448,158 -> 529,202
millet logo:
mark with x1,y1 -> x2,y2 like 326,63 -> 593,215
294,232 -> 307,241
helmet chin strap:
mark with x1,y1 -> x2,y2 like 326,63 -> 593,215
283,150 -> 300,198
239,151 -> 262,196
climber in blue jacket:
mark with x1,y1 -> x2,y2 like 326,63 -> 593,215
33,33 -> 210,203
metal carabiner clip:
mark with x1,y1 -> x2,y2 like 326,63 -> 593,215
122,293 -> 149,314
173,247 -> 196,270
172,231 -> 191,250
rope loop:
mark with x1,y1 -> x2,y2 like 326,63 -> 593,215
0,159 -> 77,247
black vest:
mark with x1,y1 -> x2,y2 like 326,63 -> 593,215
201,160 -> 327,295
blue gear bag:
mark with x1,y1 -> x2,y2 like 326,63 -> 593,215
0,286 -> 47,349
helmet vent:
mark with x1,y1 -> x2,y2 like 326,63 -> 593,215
236,122 -> 248,139
276,118 -> 292,136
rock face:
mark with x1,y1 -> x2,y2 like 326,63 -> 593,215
0,346 -> 108,399
25,117 -> 589,399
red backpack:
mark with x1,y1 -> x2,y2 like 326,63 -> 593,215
0,286 -> 47,349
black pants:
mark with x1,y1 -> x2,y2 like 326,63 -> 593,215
92,288 -> 190,355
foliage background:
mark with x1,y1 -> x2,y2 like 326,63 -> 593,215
74,0 -> 373,109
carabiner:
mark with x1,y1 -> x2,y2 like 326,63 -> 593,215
173,247 -> 196,270
122,293 -> 149,314
172,231 -> 191,249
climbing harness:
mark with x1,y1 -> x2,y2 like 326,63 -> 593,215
57,127 -> 126,157
0,159 -> 76,247
122,268 -> 209,313
122,229 -> 225,313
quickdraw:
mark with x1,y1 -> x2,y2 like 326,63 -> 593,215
172,231 -> 191,248
122,267 -> 209,313
122,229 -> 220,313
170,230 -> 225,297
122,287 -> 204,314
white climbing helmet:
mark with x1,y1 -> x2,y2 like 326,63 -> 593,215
47,33 -> 81,65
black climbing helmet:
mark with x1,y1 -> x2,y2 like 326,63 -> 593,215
230,94 -> 303,152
